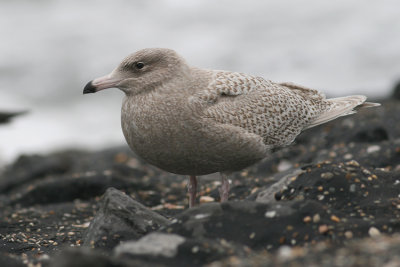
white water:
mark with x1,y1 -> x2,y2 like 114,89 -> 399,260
1,0 -> 400,165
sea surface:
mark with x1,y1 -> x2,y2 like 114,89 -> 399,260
1,0 -> 399,165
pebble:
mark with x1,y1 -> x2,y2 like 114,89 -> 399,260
321,172 -> 334,179
303,216 -> 312,223
191,246 -> 199,253
344,231 -> 353,239
349,184 -> 356,193
319,225 -> 329,234
277,160 -> 293,172
265,210 -> 277,218
330,215 -> 341,223
367,145 -> 381,154
368,227 -> 381,238
346,160 -> 360,167
199,196 -> 215,203
277,246 -> 293,261
313,214 -> 321,223
344,154 -> 353,160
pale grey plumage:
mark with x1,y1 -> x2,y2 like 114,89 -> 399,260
84,48 -> 379,206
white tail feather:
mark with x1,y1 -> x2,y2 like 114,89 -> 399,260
304,95 -> 380,130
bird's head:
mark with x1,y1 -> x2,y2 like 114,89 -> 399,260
83,48 -> 189,95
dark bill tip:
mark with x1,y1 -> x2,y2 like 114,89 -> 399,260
83,81 -> 97,94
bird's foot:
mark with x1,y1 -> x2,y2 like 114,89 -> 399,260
187,175 -> 197,208
219,174 -> 230,202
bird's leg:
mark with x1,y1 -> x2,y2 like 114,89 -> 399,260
187,175 -> 197,208
219,173 -> 230,202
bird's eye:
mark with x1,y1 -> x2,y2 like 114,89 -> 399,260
135,62 -> 144,69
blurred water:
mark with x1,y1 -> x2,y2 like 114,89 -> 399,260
1,0 -> 400,165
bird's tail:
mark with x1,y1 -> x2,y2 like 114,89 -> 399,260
304,95 -> 380,130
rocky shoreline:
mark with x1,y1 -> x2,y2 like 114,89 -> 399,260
0,94 -> 399,266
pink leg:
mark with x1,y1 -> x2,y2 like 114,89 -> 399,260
187,175 -> 197,208
219,173 -> 230,202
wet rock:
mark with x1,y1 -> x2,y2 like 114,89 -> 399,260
49,248 -> 114,267
0,253 -> 25,267
83,188 -> 170,249
164,201 -> 332,249
0,155 -> 70,193
114,233 -> 185,258
49,247 -> 161,267
217,234 -> 400,267
6,173 -> 135,206
114,232 -> 247,266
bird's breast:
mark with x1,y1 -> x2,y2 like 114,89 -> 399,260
121,95 -> 201,169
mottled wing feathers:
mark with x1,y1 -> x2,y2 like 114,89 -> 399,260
278,82 -> 326,100
201,71 -> 326,146
192,71 -> 264,103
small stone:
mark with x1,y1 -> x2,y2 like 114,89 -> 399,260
313,214 -> 321,223
303,216 -> 312,223
367,145 -> 381,154
191,246 -> 199,253
344,154 -> 353,160
318,225 -> 329,234
346,160 -> 360,167
330,215 -> 340,223
344,231 -> 353,239
249,232 -> 256,239
329,151 -> 337,157
321,172 -> 334,179
265,210 -> 276,218
199,196 -> 215,203
194,213 -> 210,220
349,184 -> 356,193
368,227 -> 381,237
277,246 -> 293,260
114,233 -> 185,258
277,160 -> 292,172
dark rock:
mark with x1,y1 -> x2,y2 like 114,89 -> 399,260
49,247 -> 163,267
0,253 -> 25,267
392,80 -> 400,100
49,248 -> 114,267
0,111 -> 26,124
83,188 -> 170,249
0,155 -> 70,193
217,234 -> 400,266
6,173 -> 136,206
114,232 -> 248,267
349,126 -> 389,143
164,201 -> 333,250
278,162 -> 400,219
